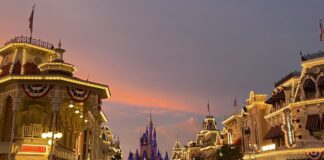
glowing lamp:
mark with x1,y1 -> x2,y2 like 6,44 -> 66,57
75,110 -> 79,114
261,144 -> 275,151
47,132 -> 53,138
41,133 -> 48,139
69,104 -> 74,108
55,132 -> 63,139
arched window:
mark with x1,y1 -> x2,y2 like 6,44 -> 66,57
303,79 -> 316,99
318,76 -> 324,97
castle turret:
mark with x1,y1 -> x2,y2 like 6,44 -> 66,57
164,152 -> 169,160
131,114 -> 164,160
171,134 -> 182,160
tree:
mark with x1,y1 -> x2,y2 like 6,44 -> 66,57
214,144 -> 243,160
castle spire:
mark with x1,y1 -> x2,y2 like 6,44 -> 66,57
150,111 -> 153,125
207,100 -> 210,116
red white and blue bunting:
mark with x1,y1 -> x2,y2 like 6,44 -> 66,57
306,151 -> 323,160
23,84 -> 52,98
67,86 -> 91,102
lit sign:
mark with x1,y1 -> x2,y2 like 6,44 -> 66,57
284,109 -> 295,147
20,145 -> 47,154
261,144 -> 276,151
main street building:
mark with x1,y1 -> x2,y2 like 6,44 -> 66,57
172,52 -> 324,160
0,36 -> 112,160
222,52 -> 324,160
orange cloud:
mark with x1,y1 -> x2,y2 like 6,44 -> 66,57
106,85 -> 195,113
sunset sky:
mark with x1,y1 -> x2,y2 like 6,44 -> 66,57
1,0 -> 324,158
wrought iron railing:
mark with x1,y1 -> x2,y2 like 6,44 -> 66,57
5,36 -> 54,50
22,124 -> 48,138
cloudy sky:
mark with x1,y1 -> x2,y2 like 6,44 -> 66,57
1,0 -> 324,158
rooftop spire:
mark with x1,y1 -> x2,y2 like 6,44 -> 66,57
58,38 -> 62,49
207,100 -> 210,116
149,111 -> 153,126
150,111 -> 152,122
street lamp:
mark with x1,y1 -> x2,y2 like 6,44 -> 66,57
42,131 -> 63,159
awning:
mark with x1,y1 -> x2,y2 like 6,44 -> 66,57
263,125 -> 284,140
306,114 -> 320,130
265,90 -> 285,104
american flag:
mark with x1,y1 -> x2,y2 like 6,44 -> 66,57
29,5 -> 35,36
234,97 -> 237,107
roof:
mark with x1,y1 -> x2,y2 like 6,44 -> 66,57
301,51 -> 324,61
0,36 -> 56,54
274,71 -> 300,87
0,75 -> 111,98
4,36 -> 54,50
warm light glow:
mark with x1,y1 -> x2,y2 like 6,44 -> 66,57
85,119 -> 88,123
100,111 -> 108,123
48,140 -> 52,145
75,110 -> 80,114
261,144 -> 276,151
41,133 -> 48,139
56,132 -> 63,139
80,114 -> 83,118
0,75 -> 111,98
69,103 -> 74,108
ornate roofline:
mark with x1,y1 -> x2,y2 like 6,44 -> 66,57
0,75 -> 111,98
274,71 -> 300,88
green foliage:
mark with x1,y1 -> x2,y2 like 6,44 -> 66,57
214,144 -> 243,160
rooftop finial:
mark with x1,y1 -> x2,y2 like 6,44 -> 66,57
58,38 -> 62,49
207,100 -> 210,116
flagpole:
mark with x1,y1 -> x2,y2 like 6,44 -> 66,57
29,4 -> 35,42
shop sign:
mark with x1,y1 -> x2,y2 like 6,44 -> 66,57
20,145 -> 47,154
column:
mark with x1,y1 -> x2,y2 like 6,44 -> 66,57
8,97 -> 21,160
49,97 -> 61,160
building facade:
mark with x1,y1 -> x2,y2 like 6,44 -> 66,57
128,114 -> 169,160
98,126 -> 122,160
171,112 -> 223,160
221,52 -> 324,160
0,36 -> 113,160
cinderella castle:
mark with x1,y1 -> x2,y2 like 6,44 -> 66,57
128,113 -> 169,160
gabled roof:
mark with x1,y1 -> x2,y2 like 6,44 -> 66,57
301,51 -> 324,61
274,71 -> 300,87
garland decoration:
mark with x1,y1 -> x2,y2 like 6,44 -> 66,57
23,84 -> 52,98
67,86 -> 91,102
306,151 -> 323,160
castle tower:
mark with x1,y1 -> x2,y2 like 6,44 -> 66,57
129,113 -> 165,160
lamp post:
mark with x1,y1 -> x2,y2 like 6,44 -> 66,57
41,131 -> 63,159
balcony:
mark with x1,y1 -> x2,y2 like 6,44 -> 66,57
5,36 -> 54,50
21,124 -> 49,138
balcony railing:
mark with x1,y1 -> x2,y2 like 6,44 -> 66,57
22,124 -> 49,138
5,36 -> 54,50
